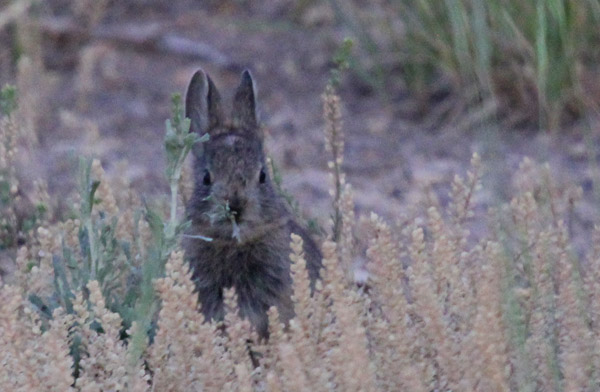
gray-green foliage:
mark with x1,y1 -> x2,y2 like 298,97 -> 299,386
27,93 -> 207,365
0,85 -> 17,116
125,93 -> 206,361
164,94 -> 208,235
27,157 -> 135,322
329,37 -> 353,89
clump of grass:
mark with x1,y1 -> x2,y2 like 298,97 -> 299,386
333,0 -> 600,129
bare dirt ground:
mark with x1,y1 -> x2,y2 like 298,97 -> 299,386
2,0 -> 600,277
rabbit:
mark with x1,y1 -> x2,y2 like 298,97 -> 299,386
182,69 -> 322,339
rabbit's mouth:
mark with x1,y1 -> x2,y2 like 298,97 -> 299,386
202,212 -> 243,243
190,213 -> 290,246
227,214 -> 242,243
185,217 -> 243,244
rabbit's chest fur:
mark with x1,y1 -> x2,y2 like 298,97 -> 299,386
185,219 -> 319,337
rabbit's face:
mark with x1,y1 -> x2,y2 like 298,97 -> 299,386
186,69 -> 280,242
200,134 -> 274,235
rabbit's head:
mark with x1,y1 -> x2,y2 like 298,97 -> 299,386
185,69 -> 282,242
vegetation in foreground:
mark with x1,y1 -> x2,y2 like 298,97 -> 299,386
1,1 -> 600,390
1,66 -> 600,390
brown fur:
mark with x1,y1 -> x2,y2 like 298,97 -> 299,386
182,69 -> 321,338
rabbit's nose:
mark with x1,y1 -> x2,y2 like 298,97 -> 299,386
228,197 -> 245,220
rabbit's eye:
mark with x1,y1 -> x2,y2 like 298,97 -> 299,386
203,170 -> 211,186
259,168 -> 266,184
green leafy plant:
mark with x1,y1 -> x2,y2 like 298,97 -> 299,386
0,84 -> 17,116
24,92 -> 207,366
329,37 -> 353,89
128,93 -> 207,360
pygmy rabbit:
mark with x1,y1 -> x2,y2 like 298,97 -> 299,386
183,69 -> 322,338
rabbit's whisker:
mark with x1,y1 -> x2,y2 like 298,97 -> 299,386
180,233 -> 213,242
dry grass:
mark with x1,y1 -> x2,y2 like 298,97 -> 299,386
1,74 -> 600,391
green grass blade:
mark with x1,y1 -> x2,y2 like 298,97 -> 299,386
471,0 -> 493,95
535,0 -> 549,125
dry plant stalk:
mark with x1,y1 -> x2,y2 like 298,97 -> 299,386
323,84 -> 345,242
366,213 -> 426,391
323,83 -> 358,283
74,281 -> 149,391
0,282 -> 74,391
150,251 -> 224,391
91,158 -> 119,216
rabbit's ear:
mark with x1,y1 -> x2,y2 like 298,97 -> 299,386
232,70 -> 258,131
185,69 -> 224,135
